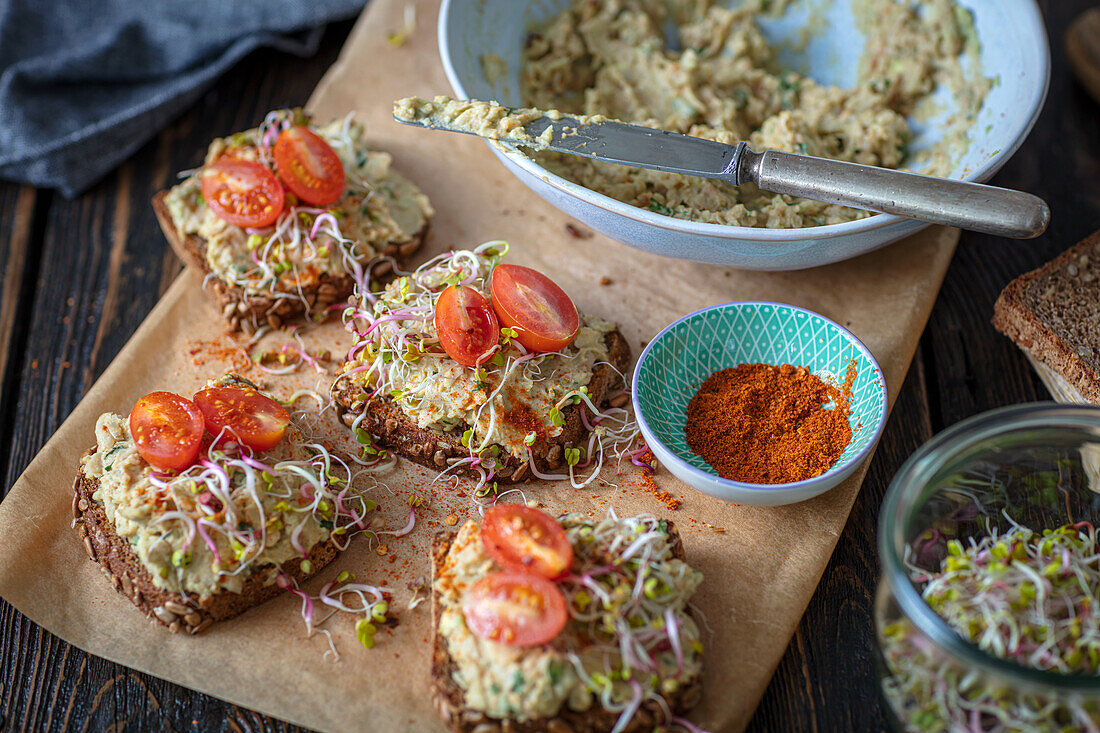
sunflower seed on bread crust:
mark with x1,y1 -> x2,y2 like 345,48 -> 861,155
73,450 -> 341,633
332,329 -> 632,484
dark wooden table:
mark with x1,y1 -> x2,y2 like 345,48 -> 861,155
1,3 -> 1097,730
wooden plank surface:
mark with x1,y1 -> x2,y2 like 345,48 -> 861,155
0,1 -> 1098,730
0,184 -> 38,486
0,21 -> 354,731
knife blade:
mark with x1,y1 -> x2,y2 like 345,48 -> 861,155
520,116 -> 745,180
393,109 -> 748,182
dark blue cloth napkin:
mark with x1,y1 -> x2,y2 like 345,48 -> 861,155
0,0 -> 366,197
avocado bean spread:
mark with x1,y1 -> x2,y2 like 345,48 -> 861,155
485,0 -> 989,229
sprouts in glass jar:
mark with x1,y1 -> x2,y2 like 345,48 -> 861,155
876,405 -> 1100,732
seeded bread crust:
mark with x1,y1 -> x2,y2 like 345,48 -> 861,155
429,521 -> 703,733
332,329 -> 632,484
992,230 -> 1100,404
72,450 -> 341,634
152,191 -> 430,334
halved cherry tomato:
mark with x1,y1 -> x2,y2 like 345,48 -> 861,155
129,392 -> 205,472
435,285 -> 500,367
192,386 -> 289,451
462,572 -> 568,647
273,126 -> 345,206
200,159 -> 285,228
489,265 -> 579,353
482,505 -> 573,579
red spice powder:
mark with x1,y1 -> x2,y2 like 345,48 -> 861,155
186,338 -> 252,373
638,448 -> 682,510
499,389 -> 547,444
684,361 -> 856,484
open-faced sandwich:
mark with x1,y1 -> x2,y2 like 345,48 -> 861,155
432,504 -> 704,732
154,108 -> 434,332
332,242 -> 633,489
73,374 -> 373,633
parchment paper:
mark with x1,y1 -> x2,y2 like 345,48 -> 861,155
0,1 -> 960,730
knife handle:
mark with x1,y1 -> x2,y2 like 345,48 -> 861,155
738,149 -> 1049,239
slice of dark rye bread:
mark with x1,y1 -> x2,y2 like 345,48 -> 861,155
429,521 -> 703,733
72,450 -> 341,634
152,191 -> 430,334
992,230 -> 1100,403
333,329 -> 633,485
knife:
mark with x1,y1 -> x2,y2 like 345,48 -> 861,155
393,104 -> 1049,239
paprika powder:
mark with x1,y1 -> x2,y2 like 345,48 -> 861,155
684,360 -> 856,484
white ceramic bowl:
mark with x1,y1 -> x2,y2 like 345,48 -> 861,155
438,0 -> 1050,270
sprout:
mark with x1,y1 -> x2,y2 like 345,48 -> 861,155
549,406 -> 565,427
282,572 -> 391,660
552,511 -> 705,731
356,619 -> 377,649
104,414 -> 383,594
882,520 -> 1100,731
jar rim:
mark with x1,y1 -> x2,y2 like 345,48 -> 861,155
879,402 -> 1100,692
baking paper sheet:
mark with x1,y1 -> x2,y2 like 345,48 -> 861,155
0,1 -> 959,730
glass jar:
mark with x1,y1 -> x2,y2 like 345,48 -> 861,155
876,404 -> 1100,732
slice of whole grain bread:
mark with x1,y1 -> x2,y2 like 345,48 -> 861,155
429,520 -> 703,733
992,230 -> 1100,403
73,450 -> 341,634
152,191 -> 429,334
333,329 -> 632,484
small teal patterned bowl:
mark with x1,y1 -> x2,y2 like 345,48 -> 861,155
632,301 -> 888,505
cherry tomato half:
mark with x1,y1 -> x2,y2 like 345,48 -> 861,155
192,386 -> 289,452
200,159 -> 285,228
489,265 -> 579,353
462,572 -> 568,647
482,505 -> 574,579
435,285 -> 500,367
129,392 -> 205,472
273,126 -> 345,206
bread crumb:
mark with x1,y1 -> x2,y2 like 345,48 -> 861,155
599,276 -> 613,286
445,515 -> 458,526
377,544 -> 389,556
